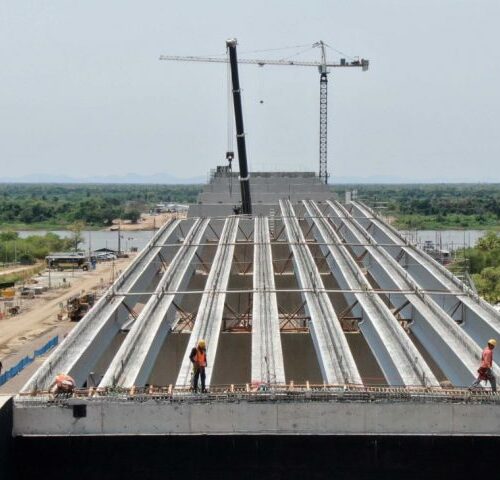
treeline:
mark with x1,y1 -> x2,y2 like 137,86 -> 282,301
463,232 -> 500,303
332,184 -> 500,229
0,184 -> 202,227
0,231 -> 74,265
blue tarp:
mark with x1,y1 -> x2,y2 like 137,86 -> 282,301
0,336 -> 58,387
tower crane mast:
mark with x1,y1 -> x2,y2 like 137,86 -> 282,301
160,41 -> 368,185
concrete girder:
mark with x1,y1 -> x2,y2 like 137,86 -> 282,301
252,217 -> 286,385
351,201 -> 500,357
100,218 -> 210,388
303,200 -> 439,387
279,199 -> 362,386
327,201 -> 497,386
20,219 -> 182,392
176,216 -> 240,388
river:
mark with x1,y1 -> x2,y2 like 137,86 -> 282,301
15,228 -> 488,253
16,230 -> 156,252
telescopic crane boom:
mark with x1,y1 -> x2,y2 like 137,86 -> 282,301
160,41 -> 368,185
226,38 -> 252,215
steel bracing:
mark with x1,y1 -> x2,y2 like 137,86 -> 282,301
327,200 -> 499,385
20,199 -> 500,396
279,199 -> 362,385
100,218 -> 210,388
175,216 -> 240,388
303,200 -> 439,387
351,201 -> 500,348
21,219 -> 183,392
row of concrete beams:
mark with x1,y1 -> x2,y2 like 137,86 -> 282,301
175,216 -> 240,388
100,218 -> 210,388
303,200 -> 439,387
351,201 -> 500,350
327,200 -> 498,386
252,217 -> 286,385
21,219 -> 182,392
279,199 -> 362,385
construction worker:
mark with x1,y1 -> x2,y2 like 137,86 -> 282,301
50,372 -> 76,395
470,339 -> 497,392
189,339 -> 207,393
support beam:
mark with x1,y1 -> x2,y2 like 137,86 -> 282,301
100,218 -> 210,388
327,200 -> 496,386
252,217 -> 286,385
20,219 -> 182,392
176,216 -> 240,388
303,200 -> 439,387
279,199 -> 361,385
351,201 -> 500,354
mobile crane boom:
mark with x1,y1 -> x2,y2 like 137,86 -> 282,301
226,38 -> 252,215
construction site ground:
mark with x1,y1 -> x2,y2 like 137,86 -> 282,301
0,262 -> 44,278
0,256 -> 134,393
107,212 -> 185,231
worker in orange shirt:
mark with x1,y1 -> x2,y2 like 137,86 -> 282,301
49,372 -> 76,395
470,339 -> 496,392
189,339 -> 207,393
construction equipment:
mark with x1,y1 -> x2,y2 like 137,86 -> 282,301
226,38 -> 252,214
160,40 -> 369,184
67,292 -> 95,322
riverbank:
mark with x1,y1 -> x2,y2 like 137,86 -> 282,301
393,214 -> 500,230
0,211 -> 183,232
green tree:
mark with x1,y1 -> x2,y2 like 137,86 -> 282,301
69,221 -> 85,251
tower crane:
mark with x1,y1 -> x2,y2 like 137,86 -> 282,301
160,40 -> 368,185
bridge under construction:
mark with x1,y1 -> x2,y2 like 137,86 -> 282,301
12,172 -> 500,437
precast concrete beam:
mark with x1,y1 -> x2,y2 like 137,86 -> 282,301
100,218 -> 210,388
327,201 -> 498,386
176,216 -> 240,388
351,201 -> 500,357
303,200 -> 439,387
279,199 -> 361,385
20,219 -> 182,392
252,217 -> 286,385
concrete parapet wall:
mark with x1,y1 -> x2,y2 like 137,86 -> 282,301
13,399 -> 500,436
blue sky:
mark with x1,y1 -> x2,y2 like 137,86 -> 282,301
1,1 -> 499,182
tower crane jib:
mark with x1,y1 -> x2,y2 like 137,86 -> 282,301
159,41 -> 368,185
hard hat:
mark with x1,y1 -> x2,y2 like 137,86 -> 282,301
198,339 -> 206,349
488,339 -> 497,346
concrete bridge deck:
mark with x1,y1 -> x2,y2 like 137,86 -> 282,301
13,196 -> 500,436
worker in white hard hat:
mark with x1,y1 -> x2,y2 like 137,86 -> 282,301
189,339 -> 207,393
470,339 -> 497,392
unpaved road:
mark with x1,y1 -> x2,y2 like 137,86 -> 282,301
0,257 -> 133,358
0,262 -> 43,278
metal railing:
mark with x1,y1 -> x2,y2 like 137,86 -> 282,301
15,382 -> 500,407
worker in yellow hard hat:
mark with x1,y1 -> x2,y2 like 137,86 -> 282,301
189,339 -> 207,393
470,339 -> 497,392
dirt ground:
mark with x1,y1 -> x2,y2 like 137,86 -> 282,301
0,262 -> 43,277
107,212 -> 186,231
0,256 -> 133,360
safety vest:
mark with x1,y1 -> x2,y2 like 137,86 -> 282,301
195,349 -> 207,367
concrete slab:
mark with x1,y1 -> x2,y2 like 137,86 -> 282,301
13,398 -> 500,437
